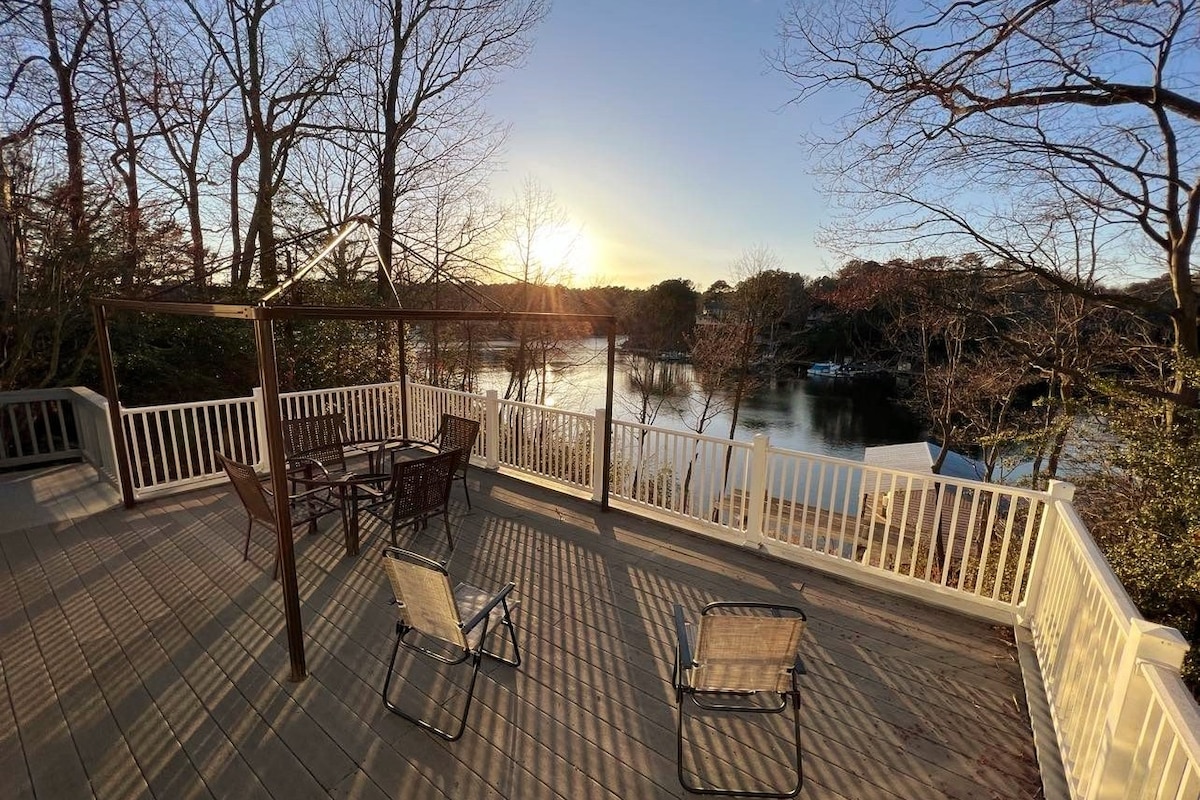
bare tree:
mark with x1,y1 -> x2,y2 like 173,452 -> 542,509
341,0 -> 545,296
95,0 -> 145,287
4,0 -> 109,241
135,10 -> 232,285
777,0 -> 1200,412
185,0 -> 356,287
679,322 -> 742,511
1,0 -> 117,387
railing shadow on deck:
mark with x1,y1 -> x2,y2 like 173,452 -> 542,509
5,378 -> 1199,798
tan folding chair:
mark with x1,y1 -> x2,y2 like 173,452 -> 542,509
380,547 -> 520,741
673,601 -> 808,797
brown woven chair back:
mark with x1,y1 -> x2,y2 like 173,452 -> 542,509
437,415 -> 480,466
693,614 -> 807,694
282,412 -> 347,471
389,448 -> 461,524
216,453 -> 275,526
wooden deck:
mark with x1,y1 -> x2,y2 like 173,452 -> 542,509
0,466 -> 1042,799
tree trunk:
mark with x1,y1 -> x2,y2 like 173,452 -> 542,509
187,177 -> 205,284
39,0 -> 87,240
229,135 -> 251,286
254,139 -> 277,286
1168,243 -> 1199,416
102,3 -> 139,288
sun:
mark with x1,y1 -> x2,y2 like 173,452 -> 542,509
526,224 -> 598,284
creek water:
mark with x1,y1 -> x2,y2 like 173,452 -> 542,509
470,339 -> 924,461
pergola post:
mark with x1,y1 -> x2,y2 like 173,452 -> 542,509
601,319 -> 616,511
252,309 -> 308,681
91,301 -> 137,508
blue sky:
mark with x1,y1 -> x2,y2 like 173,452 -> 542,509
484,0 -> 837,289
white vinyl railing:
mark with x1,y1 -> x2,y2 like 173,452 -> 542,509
609,419 -> 754,527
121,395 -> 259,493
0,388 -> 80,468
81,377 -> 1200,798
67,387 -> 119,484
275,381 -> 404,443
1129,663 -> 1200,798
498,398 -> 594,492
1026,485 -> 1200,799
760,443 -> 1050,616
0,387 -> 117,483
405,383 -> 486,457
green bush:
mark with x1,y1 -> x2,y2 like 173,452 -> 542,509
1075,404 -> 1200,697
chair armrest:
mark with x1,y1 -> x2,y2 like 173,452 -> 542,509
673,605 -> 694,668
355,474 -> 390,498
368,437 -> 435,473
289,484 -> 337,503
264,478 -> 337,505
286,456 -> 331,478
460,582 -> 516,635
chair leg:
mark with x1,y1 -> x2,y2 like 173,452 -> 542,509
382,624 -> 484,742
480,597 -> 521,667
460,473 -> 471,509
677,689 -> 803,798
242,519 -> 253,561
441,509 -> 455,551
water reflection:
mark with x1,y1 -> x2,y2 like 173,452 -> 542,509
471,339 -> 925,460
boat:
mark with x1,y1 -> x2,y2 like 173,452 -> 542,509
805,361 -> 842,378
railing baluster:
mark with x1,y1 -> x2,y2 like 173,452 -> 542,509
128,412 -> 148,489
35,400 -> 51,455
8,405 -> 24,458
54,399 -> 71,452
974,490 -> 1002,596
955,486 -> 984,591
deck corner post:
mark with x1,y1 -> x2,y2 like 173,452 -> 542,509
1089,620 -> 1189,799
91,300 -> 137,508
745,433 -> 771,542
485,389 -> 501,469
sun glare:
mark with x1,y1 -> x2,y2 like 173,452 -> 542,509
514,224 -> 597,284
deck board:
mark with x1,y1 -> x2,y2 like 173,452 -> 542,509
0,467 -> 1042,799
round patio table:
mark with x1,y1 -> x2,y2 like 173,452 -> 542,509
287,437 -> 441,557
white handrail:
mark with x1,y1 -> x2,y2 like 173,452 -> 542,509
1027,489 -> 1197,799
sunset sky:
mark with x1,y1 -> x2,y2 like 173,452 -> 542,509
484,0 -> 838,289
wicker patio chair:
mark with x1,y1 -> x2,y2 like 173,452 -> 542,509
673,601 -> 808,798
380,547 -> 520,741
216,453 -> 339,579
363,448 -> 462,551
434,414 -> 480,509
282,411 -> 350,479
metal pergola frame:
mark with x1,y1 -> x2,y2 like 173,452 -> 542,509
91,298 -> 618,681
